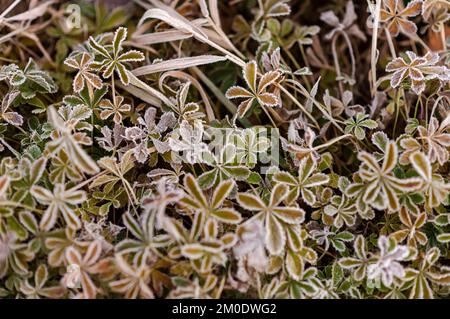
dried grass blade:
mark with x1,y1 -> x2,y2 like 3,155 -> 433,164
128,72 -> 174,107
138,6 -> 207,39
117,82 -> 162,107
208,0 -> 221,27
5,0 -> 55,22
147,0 -> 207,37
133,30 -> 192,45
132,19 -> 207,45
158,70 -> 215,122
132,55 -> 227,76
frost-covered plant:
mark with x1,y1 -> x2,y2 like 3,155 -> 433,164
0,0 -> 449,300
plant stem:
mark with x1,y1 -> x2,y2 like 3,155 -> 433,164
111,73 -> 116,104
440,23 -> 447,51
385,28 -> 396,58
331,35 -> 344,97
370,0 -> 382,97
0,137 -> 20,159
0,201 -> 44,214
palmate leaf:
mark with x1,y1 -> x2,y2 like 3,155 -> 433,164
344,114 -> 378,140
274,156 -> 329,205
330,231 -> 354,252
66,85 -> 108,110
237,184 -> 305,256
47,106 -> 99,175
403,247 -> 447,299
405,269 -> 435,299
358,141 -> 422,211
30,184 -> 85,231
324,195 -> 357,229
198,166 -> 249,189
23,59 -> 58,94
3,0 -> 450,301
64,52 -> 103,93
198,145 -> 250,189
338,235 -> 369,281
181,174 -> 241,225
288,267 -> 319,298
410,151 -> 450,208
391,208 -> 427,248
226,60 -> 280,117
89,27 -> 144,85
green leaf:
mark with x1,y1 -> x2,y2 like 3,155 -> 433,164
237,193 -> 265,210
212,208 -> 242,224
123,211 -> 144,240
371,131 -> 388,152
118,50 -> 145,62
198,169 -> 218,189
437,233 -> 450,243
335,231 -> 354,242
266,214 -> 285,255
226,166 -> 251,180
7,216 -> 27,240
181,243 -> 204,259
354,126 -> 365,140
113,27 -> 127,55
332,262 -> 343,287
211,180 -> 234,208
434,214 -> 450,226
338,257 -> 362,268
19,211 -> 38,234
286,250 -> 304,281
361,119 -> 377,129
88,36 -> 110,59
331,239 -> 345,252
115,63 -> 130,85
247,172 -> 262,184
